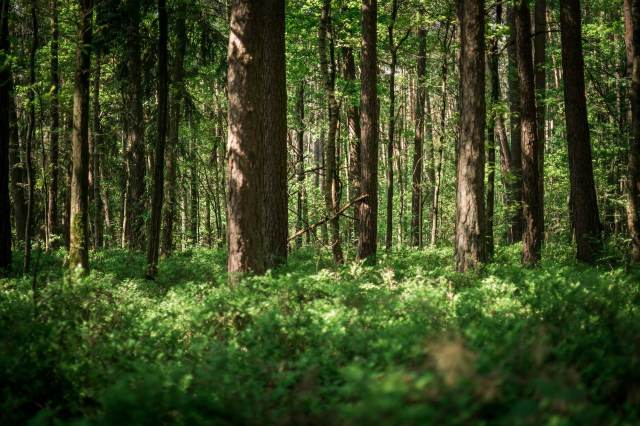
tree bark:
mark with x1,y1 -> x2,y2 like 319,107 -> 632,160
48,0 -> 60,244
319,0 -> 343,263
68,0 -> 93,271
358,0 -> 378,261
0,0 -> 11,272
455,0 -> 486,272
515,0 -> 543,266
560,0 -> 601,262
534,0 -> 547,237
411,27 -> 426,248
624,0 -> 640,262
92,53 -> 103,249
227,0 -> 265,280
263,0 -> 288,267
146,0 -> 168,278
124,0 -> 146,251
342,45 -> 361,239
295,80 -> 307,248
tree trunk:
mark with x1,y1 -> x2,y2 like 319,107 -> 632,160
455,0 -> 486,272
124,0 -> 146,251
358,0 -> 378,261
487,3 -> 503,259
560,0 -> 601,262
319,0 -> 343,263
263,0 -> 288,267
624,0 -> 640,262
68,0 -> 93,271
515,0 -> 543,266
534,0 -> 547,238
342,45 -> 361,239
227,0 -> 265,280
507,7 -> 523,244
411,27 -> 426,247
146,0 -> 168,278
9,95 -> 26,244
0,0 -> 11,272
48,0 -> 60,244
189,120 -> 199,246
92,53 -> 103,249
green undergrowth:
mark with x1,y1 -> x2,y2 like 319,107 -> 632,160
1,244 -> 640,425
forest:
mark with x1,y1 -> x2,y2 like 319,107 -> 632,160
1,0 -> 640,423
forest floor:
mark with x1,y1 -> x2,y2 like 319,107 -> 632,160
1,244 -> 640,425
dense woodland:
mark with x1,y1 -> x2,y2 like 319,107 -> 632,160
2,0 -> 640,424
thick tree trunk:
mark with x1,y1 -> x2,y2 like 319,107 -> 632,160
227,0 -> 265,280
507,7 -> 523,243
411,28 -> 426,248
342,46 -> 361,239
515,0 -> 543,266
624,0 -> 640,262
48,0 -> 60,243
263,0 -> 288,267
124,0 -> 146,251
534,0 -> 547,237
0,0 -> 11,272
68,0 -> 93,271
455,0 -> 486,272
358,0 -> 378,261
146,0 -> 168,278
560,0 -> 601,262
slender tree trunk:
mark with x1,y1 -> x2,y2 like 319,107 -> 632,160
263,0 -> 288,267
92,53 -> 103,249
124,0 -> 145,250
534,0 -> 547,238
68,0 -> 93,271
9,96 -> 26,244
23,0 -> 38,273
189,120 -> 199,246
624,0 -> 640,262
295,80 -> 306,248
342,46 -> 361,239
0,0 -> 11,272
227,0 -> 265,280
358,0 -> 378,260
515,0 -> 542,266
318,0 -> 343,263
455,0 -> 486,272
411,27 -> 426,247
48,0 -> 60,244
146,0 -> 168,278
507,7 -> 523,243
560,0 -> 601,262
487,3 -> 503,258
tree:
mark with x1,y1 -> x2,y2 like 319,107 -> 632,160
342,45 -> 360,239
454,0 -> 486,272
534,0 -> 547,236
146,0 -> 168,279
48,0 -> 60,245
358,0 -> 378,261
68,0 -> 93,271
318,0 -> 343,264
263,0 -> 288,268
295,80 -> 307,248
411,26 -> 426,248
227,0 -> 265,280
560,0 -> 601,262
624,0 -> 640,262
0,0 -> 10,273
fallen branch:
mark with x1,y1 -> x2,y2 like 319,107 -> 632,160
287,194 -> 368,242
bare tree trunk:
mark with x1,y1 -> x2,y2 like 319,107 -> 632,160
560,0 -> 601,262
534,0 -> 547,238
146,0 -> 168,278
358,0 -> 378,261
411,27 -> 426,248
92,53 -> 103,249
342,46 -> 361,239
9,96 -> 26,244
124,0 -> 145,250
189,119 -> 199,246
69,0 -> 93,271
263,0 -> 288,267
624,0 -> 640,262
0,0 -> 11,272
227,0 -> 265,280
455,0 -> 486,272
295,80 -> 307,248
515,0 -> 542,266
319,0 -> 343,263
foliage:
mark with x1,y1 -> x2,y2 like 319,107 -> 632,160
1,246 -> 639,425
